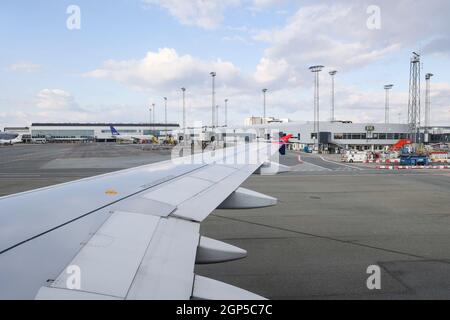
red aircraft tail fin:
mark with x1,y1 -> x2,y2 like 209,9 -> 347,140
280,134 -> 293,143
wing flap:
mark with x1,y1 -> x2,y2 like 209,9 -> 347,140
126,218 -> 199,300
36,214 -> 200,300
192,275 -> 266,300
42,211 -> 160,299
36,287 -> 120,300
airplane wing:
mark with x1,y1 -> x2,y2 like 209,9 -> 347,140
0,141 -> 283,300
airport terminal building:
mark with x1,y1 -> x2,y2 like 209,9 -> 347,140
227,121 -> 450,151
30,123 -> 180,142
3,121 -> 448,148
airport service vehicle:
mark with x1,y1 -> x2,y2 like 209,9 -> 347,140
400,154 -> 430,166
303,146 -> 313,153
341,150 -> 367,163
0,133 -> 23,145
0,137 -> 291,300
31,138 -> 47,144
110,126 -> 154,144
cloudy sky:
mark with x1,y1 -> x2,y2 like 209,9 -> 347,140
1,0 -> 450,129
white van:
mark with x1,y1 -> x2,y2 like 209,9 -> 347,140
341,151 -> 367,163
31,138 -> 47,144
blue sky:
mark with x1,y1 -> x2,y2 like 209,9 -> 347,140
1,0 -> 450,128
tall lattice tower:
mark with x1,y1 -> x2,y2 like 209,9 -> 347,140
407,52 -> 421,143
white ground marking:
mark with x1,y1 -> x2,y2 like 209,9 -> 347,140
295,159 -> 332,171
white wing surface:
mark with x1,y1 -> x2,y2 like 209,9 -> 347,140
0,142 -> 281,299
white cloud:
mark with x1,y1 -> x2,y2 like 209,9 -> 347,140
7,62 -> 41,73
84,48 -> 242,91
251,0 -> 281,7
143,0 -> 241,29
222,35 -> 253,45
254,1 -> 450,75
428,82 -> 450,125
36,89 -> 79,110
143,0 -> 285,29
253,57 -> 290,84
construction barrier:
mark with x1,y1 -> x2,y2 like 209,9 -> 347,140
367,159 -> 449,164
376,165 -> 450,170
385,159 -> 401,163
431,159 -> 450,163
366,159 -> 400,164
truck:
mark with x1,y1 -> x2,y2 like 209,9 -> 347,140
400,154 -> 430,166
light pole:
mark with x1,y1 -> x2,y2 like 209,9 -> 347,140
149,105 -> 152,135
224,99 -> 228,127
309,65 -> 324,152
210,72 -> 216,128
425,73 -> 434,133
329,71 -> 337,121
384,84 -> 394,124
262,88 -> 268,123
152,103 -> 156,136
216,105 -> 219,127
181,87 -> 186,143
163,97 -> 167,139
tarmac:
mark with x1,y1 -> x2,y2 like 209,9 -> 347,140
1,143 -> 449,299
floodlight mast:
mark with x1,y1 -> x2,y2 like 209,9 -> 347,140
425,73 -> 434,133
309,65 -> 324,152
384,84 -> 394,124
329,71 -> 337,122
210,72 -> 216,128
262,88 -> 268,123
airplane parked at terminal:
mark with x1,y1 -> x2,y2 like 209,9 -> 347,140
110,126 -> 154,144
0,133 -> 23,145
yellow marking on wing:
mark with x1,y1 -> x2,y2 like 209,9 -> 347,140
105,189 -> 119,196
